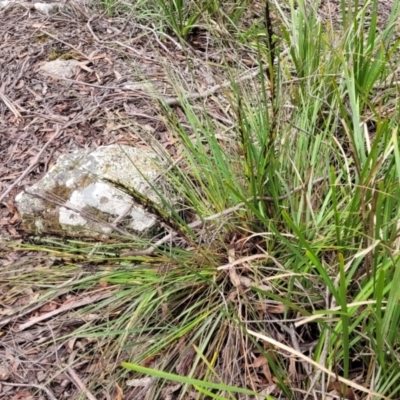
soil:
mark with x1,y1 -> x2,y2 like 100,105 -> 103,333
0,0 -> 398,399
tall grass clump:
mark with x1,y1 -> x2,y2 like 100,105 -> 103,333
123,1 -> 400,398
119,2 -> 400,398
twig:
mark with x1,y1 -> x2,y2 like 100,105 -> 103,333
132,377 -> 156,400
39,29 -> 91,60
259,176 -> 328,201
164,66 -> 268,106
28,112 -> 70,123
281,323 -> 312,376
0,381 -> 57,400
0,127 -> 63,203
18,292 -> 112,331
86,15 -> 101,42
142,22 -> 182,51
217,254 -> 270,270
163,47 -> 290,107
0,91 -> 22,120
109,40 -> 159,62
86,17 -> 157,63
0,289 -> 70,328
44,75 -> 121,90
66,366 -> 97,400
0,274 -> 81,327
69,0 -> 91,20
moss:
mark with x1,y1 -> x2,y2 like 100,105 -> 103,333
47,49 -> 81,62
81,205 -> 110,224
22,211 -> 62,235
36,34 -> 48,43
47,48 -> 64,61
52,183 -> 73,199
59,52 -> 81,60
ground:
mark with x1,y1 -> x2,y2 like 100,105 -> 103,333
0,0 -> 398,399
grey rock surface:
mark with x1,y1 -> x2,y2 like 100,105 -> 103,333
16,145 -> 177,238
39,59 -> 82,79
0,0 -> 10,9
34,2 -> 59,14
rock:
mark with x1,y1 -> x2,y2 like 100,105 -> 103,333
34,2 -> 60,14
16,145 -> 177,239
0,0 -> 10,9
39,60 -> 82,79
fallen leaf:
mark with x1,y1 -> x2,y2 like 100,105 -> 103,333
258,384 -> 277,397
142,355 -> 156,367
9,211 -> 20,224
39,302 -> 58,312
288,357 -> 297,380
114,383 -> 123,400
176,345 -> 196,376
79,63 -> 93,73
162,384 -> 181,400
328,380 -> 356,400
15,80 -> 24,89
251,355 -> 268,368
265,303 -> 286,314
262,363 -> 274,385
229,268 -> 241,287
